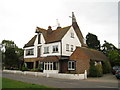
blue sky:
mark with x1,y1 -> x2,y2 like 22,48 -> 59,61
0,0 -> 119,48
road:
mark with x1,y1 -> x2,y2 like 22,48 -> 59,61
2,72 -> 119,88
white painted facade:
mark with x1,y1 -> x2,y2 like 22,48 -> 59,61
24,26 -> 82,58
62,26 -> 81,56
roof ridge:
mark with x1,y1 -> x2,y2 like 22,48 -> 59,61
53,25 -> 71,31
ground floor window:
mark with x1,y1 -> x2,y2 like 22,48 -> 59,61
68,61 -> 75,70
44,62 -> 58,70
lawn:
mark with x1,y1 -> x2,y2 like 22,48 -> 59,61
2,77 -> 60,89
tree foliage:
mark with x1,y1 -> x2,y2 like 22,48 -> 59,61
101,40 -> 120,66
101,40 -> 117,56
1,40 -> 24,69
5,47 -> 18,68
86,33 -> 100,50
107,50 -> 120,66
102,60 -> 111,74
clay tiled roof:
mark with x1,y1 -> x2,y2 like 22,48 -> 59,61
72,22 -> 87,47
24,35 -> 37,48
24,24 -> 87,48
39,56 -> 60,62
70,47 -> 108,61
36,26 -> 71,43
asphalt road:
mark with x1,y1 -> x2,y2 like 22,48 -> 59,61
2,72 -> 119,88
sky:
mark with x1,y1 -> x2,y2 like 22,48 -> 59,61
0,0 -> 119,48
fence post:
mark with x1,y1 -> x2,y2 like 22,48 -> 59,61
84,70 -> 87,79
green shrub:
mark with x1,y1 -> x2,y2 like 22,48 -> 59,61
30,68 -> 40,72
89,65 -> 98,77
89,61 -> 103,77
96,64 -> 103,77
102,60 -> 111,74
21,63 -> 28,71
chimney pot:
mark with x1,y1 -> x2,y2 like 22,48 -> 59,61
47,26 -> 52,34
48,26 -> 52,29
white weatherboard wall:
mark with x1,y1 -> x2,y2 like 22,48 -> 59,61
62,26 -> 81,56
24,33 -> 45,58
24,46 -> 37,58
41,42 -> 61,57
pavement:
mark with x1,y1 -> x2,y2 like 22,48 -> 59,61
2,72 -> 119,88
86,73 -> 119,83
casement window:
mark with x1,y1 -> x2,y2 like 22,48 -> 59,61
68,61 -> 75,70
71,45 -> 73,52
26,48 -> 34,56
66,44 -> 69,51
71,32 -> 74,38
44,47 -> 49,54
53,45 -> 58,53
38,33 -> 41,44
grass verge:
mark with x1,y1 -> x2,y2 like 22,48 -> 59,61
2,77 -> 60,89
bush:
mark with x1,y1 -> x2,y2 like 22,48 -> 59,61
102,60 -> 111,74
96,64 -> 103,77
30,68 -> 40,72
89,61 -> 103,77
21,66 -> 28,71
21,63 -> 28,71
89,65 -> 98,77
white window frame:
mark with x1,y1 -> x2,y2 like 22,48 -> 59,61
71,32 -> 74,38
66,44 -> 69,51
52,45 -> 58,53
44,47 -> 49,54
26,48 -> 34,56
68,61 -> 75,70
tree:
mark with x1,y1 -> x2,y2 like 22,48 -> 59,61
1,40 -> 24,69
107,50 -> 120,66
101,40 -> 120,66
101,40 -> 117,56
86,33 -> 101,50
5,47 -> 18,69
102,60 -> 111,74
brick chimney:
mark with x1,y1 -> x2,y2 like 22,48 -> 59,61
47,26 -> 52,34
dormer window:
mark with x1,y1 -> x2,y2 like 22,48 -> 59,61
71,33 -> 74,38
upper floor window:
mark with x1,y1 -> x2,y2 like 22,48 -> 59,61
44,47 -> 49,54
38,33 -> 41,44
66,44 -> 69,51
68,61 -> 75,70
53,45 -> 58,53
71,33 -> 74,38
71,45 -> 73,52
26,48 -> 34,56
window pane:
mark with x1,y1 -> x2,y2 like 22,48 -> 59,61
66,44 -> 69,51
53,45 -> 58,52
44,47 -> 49,54
56,45 -> 58,52
71,33 -> 74,38
68,62 -> 71,69
72,62 -> 75,69
26,49 -> 34,55
71,45 -> 73,52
